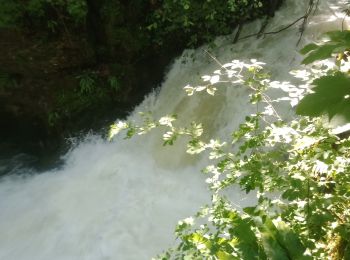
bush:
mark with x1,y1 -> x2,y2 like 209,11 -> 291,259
110,32 -> 350,259
147,0 -> 271,47
0,0 -> 87,34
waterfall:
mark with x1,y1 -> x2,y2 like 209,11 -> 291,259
0,1 -> 347,259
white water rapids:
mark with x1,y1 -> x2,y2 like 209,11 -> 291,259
0,1 -> 348,259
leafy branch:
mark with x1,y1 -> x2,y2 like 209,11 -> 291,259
109,55 -> 350,258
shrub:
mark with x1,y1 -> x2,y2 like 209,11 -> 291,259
110,35 -> 350,258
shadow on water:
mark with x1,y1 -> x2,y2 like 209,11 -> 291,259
0,139 -> 65,177
0,42 -> 175,178
0,107 -> 130,177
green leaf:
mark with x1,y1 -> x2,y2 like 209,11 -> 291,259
301,44 -> 342,64
275,221 -> 311,260
300,43 -> 319,55
216,250 -> 236,260
255,215 -> 310,260
344,243 -> 350,260
243,207 -> 260,216
325,30 -> 350,43
126,127 -> 136,139
256,216 -> 289,260
296,72 -> 350,121
229,213 -> 266,259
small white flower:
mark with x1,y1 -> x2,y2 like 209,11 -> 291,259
159,116 -> 176,127
183,217 -> 194,225
210,75 -> 220,84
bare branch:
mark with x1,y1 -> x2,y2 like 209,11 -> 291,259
237,0 -> 317,46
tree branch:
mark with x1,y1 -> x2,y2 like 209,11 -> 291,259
237,0 -> 317,46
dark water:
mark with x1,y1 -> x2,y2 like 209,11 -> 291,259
0,140 -> 62,176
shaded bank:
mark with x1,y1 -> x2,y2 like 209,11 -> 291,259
0,0 -> 283,163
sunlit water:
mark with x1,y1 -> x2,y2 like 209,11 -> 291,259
0,1 -> 348,259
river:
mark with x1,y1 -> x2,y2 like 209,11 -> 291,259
0,1 -> 347,259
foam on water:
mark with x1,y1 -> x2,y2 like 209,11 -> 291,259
0,1 -> 348,259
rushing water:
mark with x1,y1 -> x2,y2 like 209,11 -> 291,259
0,1 -> 348,259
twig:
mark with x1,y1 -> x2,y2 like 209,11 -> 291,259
306,170 -> 311,239
203,50 -> 229,73
342,8 -> 350,32
233,23 -> 243,43
238,0 -> 317,46
297,0 -> 317,46
262,94 -> 282,120
313,0 -> 320,15
257,17 -> 270,39
238,16 -> 305,41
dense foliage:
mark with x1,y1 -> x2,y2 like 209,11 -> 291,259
0,0 -> 277,44
110,31 -> 350,259
297,30 -> 350,122
147,0 -> 279,46
0,0 -> 280,142
0,0 -> 87,32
